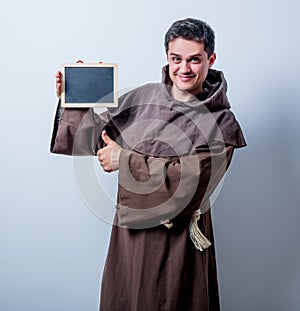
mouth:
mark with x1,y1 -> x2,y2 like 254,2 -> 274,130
177,74 -> 196,82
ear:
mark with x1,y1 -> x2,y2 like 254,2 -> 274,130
208,52 -> 216,68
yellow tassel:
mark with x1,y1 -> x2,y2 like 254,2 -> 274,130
189,210 -> 211,251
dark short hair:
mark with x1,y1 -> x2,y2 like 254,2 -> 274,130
164,18 -> 215,57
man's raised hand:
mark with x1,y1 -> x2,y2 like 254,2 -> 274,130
55,71 -> 62,98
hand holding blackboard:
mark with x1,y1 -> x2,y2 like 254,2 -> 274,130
55,71 -> 62,99
58,63 -> 118,108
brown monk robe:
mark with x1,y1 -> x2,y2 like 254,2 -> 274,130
50,67 -> 246,311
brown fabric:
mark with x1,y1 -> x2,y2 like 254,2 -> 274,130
50,106 -> 99,155
50,67 -> 246,311
99,146 -> 234,311
100,213 -> 220,311
115,145 -> 234,229
50,105 -> 119,155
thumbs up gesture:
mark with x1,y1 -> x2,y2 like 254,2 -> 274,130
97,131 -> 122,172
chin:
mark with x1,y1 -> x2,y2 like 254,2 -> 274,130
176,84 -> 194,93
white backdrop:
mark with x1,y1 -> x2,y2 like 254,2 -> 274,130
0,0 -> 299,310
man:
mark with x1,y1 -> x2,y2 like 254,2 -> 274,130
52,18 -> 246,311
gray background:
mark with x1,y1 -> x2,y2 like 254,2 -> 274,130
0,0 -> 299,310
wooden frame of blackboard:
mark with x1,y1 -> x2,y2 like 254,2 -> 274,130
61,63 -> 118,108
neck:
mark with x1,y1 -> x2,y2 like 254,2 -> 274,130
171,86 -> 200,102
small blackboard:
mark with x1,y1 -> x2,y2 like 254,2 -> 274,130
61,63 -> 118,108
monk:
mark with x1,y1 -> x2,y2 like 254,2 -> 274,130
51,18 -> 246,311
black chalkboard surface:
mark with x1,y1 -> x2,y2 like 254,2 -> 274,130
61,63 -> 118,108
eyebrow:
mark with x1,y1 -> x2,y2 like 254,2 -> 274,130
169,53 -> 203,58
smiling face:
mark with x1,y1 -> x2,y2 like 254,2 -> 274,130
167,37 -> 216,100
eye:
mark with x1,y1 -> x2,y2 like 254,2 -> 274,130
190,57 -> 201,64
171,56 -> 181,64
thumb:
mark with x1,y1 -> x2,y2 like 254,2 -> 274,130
102,130 -> 114,145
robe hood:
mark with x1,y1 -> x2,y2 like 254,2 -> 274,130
107,66 -> 246,157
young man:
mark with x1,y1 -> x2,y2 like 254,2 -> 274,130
52,18 -> 246,311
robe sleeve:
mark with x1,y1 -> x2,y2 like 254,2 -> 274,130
50,101 -> 117,156
115,144 -> 234,229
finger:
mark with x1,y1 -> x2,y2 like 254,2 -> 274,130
98,155 -> 105,163
55,71 -> 61,79
102,165 -> 113,173
102,130 -> 114,146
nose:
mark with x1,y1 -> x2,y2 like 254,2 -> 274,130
180,61 -> 190,73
